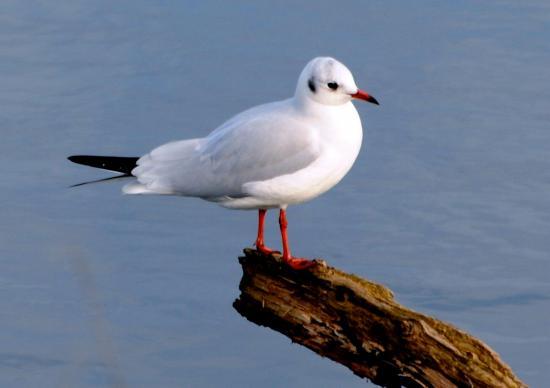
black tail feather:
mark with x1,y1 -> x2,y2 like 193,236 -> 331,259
68,155 -> 139,175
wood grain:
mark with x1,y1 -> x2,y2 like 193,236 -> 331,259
233,249 -> 525,388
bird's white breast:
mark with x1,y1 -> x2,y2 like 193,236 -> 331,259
303,101 -> 363,197
223,101 -> 363,209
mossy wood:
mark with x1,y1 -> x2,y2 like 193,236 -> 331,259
233,249 -> 525,388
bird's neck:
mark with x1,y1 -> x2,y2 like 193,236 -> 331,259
292,95 -> 355,118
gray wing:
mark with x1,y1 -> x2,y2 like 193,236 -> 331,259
131,101 -> 321,197
199,102 -> 321,183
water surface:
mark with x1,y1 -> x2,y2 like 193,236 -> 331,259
1,1 -> 550,386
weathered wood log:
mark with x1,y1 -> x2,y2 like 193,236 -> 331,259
233,249 -> 525,388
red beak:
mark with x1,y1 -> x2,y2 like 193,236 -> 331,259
351,89 -> 379,105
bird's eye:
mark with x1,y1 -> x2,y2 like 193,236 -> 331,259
327,82 -> 338,90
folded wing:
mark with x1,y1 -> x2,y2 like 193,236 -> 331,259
125,101 -> 321,198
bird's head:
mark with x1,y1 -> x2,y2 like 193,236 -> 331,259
295,57 -> 379,107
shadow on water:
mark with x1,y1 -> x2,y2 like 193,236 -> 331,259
65,247 -> 128,388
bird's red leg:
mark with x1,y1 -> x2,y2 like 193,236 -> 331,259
279,209 -> 316,270
255,209 -> 278,255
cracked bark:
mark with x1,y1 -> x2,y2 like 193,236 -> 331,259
233,249 -> 525,388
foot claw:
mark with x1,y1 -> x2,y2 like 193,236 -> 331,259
283,257 -> 316,270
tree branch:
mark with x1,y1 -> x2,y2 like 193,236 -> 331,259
233,249 -> 525,388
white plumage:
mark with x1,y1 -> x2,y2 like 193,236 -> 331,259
123,57 -> 372,211
115,56 -> 378,269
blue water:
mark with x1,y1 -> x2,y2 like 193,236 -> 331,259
1,1 -> 549,386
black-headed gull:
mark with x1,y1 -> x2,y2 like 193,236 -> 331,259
69,57 -> 378,269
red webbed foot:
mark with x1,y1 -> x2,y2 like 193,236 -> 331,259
283,256 -> 317,270
256,244 -> 280,255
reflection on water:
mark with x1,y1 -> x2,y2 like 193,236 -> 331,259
1,1 -> 550,387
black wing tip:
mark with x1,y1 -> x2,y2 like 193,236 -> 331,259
69,173 -> 132,188
68,155 -> 95,163
67,155 -> 139,174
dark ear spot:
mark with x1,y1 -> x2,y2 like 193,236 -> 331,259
308,77 -> 316,93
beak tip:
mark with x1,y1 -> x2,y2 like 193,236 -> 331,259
351,89 -> 379,106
